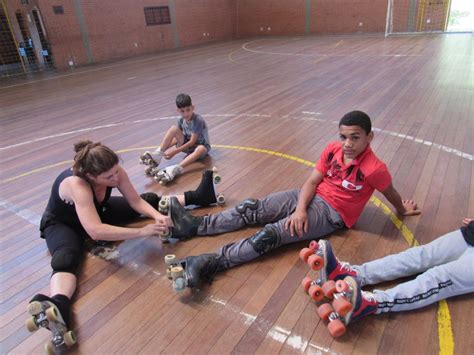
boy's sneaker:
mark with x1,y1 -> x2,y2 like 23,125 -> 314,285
339,276 -> 378,324
319,239 -> 358,282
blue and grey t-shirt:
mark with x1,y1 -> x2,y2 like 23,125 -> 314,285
177,113 -> 210,148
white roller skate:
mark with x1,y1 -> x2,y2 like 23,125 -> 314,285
25,299 -> 76,354
139,151 -> 162,177
154,165 -> 182,185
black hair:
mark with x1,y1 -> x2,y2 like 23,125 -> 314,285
176,93 -> 192,108
339,111 -> 372,134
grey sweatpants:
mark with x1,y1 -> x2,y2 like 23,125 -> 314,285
197,189 -> 345,268
354,229 -> 474,313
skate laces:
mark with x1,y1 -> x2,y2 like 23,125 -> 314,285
339,261 -> 357,276
361,291 -> 377,304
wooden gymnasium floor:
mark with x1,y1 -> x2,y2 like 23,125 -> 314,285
1,33 -> 473,354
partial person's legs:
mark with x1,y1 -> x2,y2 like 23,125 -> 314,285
354,229 -> 469,286
179,144 -> 208,169
217,195 -> 344,268
30,223 -> 84,328
197,189 -> 302,235
373,245 -> 474,313
179,196 -> 344,287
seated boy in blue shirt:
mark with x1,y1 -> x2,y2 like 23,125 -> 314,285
140,93 -> 211,183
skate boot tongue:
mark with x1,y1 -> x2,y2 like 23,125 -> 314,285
169,197 -> 202,239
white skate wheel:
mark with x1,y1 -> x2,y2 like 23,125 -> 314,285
217,194 -> 225,205
164,254 -> 176,265
64,331 -> 77,346
173,277 -> 186,292
25,317 -> 39,332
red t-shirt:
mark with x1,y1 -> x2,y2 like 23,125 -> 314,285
315,142 -> 392,228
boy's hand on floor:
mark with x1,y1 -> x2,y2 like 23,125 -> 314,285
401,199 -> 421,216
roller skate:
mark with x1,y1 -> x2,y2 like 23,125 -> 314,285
167,196 -> 203,239
153,165 -> 183,185
184,168 -> 225,207
139,150 -> 162,166
300,239 -> 357,302
25,294 -> 76,354
316,276 -> 378,338
164,253 -> 222,292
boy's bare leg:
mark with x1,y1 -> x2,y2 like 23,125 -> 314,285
160,126 -> 184,152
179,145 -> 208,169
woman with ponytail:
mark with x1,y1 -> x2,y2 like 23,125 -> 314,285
26,140 -> 222,350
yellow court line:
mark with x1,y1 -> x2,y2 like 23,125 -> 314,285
0,143 -> 454,354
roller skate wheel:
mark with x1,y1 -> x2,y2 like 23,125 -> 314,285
171,266 -> 184,280
164,254 -> 177,265
173,277 -> 186,292
44,341 -> 55,355
335,279 -> 349,293
307,254 -> 324,271
333,296 -> 352,317
322,280 -> 337,299
309,240 -> 319,251
317,303 -> 334,321
328,318 -> 346,338
28,301 -> 43,316
212,166 -> 218,172
45,306 -> 58,322
159,198 -> 169,210
299,247 -> 314,263
216,194 -> 225,205
301,276 -> 312,293
213,174 -> 221,184
25,316 -> 39,332
64,330 -> 77,346
308,284 -> 324,302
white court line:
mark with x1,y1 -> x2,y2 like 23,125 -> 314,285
242,39 -> 421,58
0,114 -> 270,151
0,198 -> 41,226
300,112 -> 473,161
1,112 -> 471,161
208,295 -> 334,353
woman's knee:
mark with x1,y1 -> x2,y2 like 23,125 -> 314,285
51,247 -> 82,275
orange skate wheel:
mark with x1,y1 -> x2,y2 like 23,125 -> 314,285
333,296 -> 352,316
317,303 -> 334,321
335,279 -> 349,293
309,240 -> 319,251
301,276 -> 312,293
308,285 -> 324,302
322,280 -> 337,299
299,247 -> 314,263
307,254 -> 324,271
328,318 -> 346,338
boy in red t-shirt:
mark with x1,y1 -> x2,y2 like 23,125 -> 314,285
165,111 -> 420,288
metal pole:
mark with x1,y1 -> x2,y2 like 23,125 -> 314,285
1,0 -> 27,73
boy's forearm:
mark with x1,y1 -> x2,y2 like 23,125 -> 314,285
383,185 -> 406,214
296,181 -> 317,212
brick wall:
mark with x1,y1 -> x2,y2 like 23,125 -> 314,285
3,0 -> 448,70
